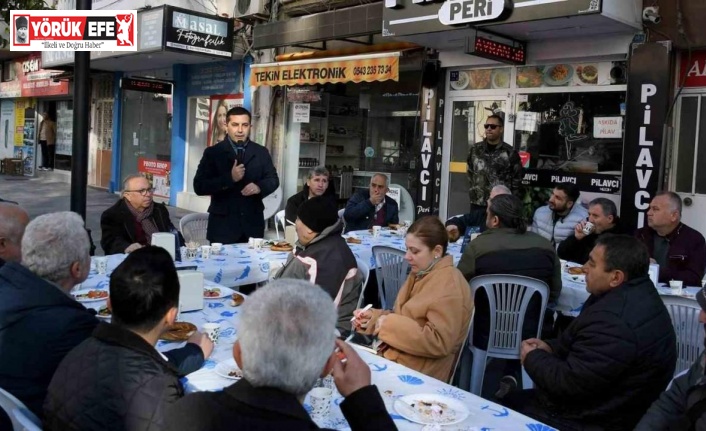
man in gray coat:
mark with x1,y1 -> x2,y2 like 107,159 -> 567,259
529,183 -> 587,248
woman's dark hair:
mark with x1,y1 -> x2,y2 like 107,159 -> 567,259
109,246 -> 180,332
488,194 -> 527,234
407,216 -> 448,255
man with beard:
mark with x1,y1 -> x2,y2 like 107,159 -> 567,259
530,183 -> 587,248
101,174 -> 184,255
636,285 -> 706,430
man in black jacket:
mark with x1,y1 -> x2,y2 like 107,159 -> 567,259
166,279 -> 396,431
44,246 -> 213,431
193,106 -> 279,244
100,174 -> 183,255
343,173 -> 398,233
507,234 -> 677,430
558,197 -> 625,264
285,165 -> 337,225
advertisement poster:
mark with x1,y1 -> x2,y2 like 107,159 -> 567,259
56,101 -> 74,156
13,98 -> 37,176
207,94 -> 244,147
137,157 -> 171,198
0,101 -> 15,160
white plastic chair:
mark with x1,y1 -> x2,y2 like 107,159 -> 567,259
0,387 -> 41,431
355,258 -> 371,309
389,183 -> 414,224
179,212 -> 209,244
274,210 -> 286,240
372,246 -> 409,310
467,274 -> 549,396
662,295 -> 704,376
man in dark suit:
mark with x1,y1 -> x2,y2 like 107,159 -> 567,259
166,279 -> 397,431
193,107 -> 279,244
343,173 -> 398,233
100,174 -> 183,255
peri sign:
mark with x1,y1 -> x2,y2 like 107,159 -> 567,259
438,0 -> 505,26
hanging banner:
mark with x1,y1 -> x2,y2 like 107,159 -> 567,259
620,42 -> 671,231
250,53 -> 399,87
415,67 -> 444,217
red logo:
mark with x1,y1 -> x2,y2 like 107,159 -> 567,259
115,14 -> 134,46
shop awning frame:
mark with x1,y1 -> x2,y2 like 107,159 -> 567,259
249,52 -> 400,87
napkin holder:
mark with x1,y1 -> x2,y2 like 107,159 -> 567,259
152,232 -> 176,260
285,225 -> 298,246
648,263 -> 660,287
177,270 -> 204,312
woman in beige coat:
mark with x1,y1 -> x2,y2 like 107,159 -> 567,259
353,216 -> 473,382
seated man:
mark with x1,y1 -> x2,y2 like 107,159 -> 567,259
343,173 -> 398,233
285,165 -> 337,225
446,185 -> 510,242
45,246 -> 213,430
0,202 -> 29,267
165,279 -> 397,431
635,191 -> 706,286
275,196 -> 359,331
558,197 -> 625,264
101,174 -> 184,255
512,235 -> 676,430
635,285 -> 706,430
530,183 -> 587,248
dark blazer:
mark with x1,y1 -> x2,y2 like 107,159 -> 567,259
343,189 -> 399,233
44,323 -> 188,431
165,378 -> 397,431
0,262 -> 98,418
524,276 -> 677,430
445,206 -> 488,234
557,222 -> 627,265
635,223 -> 706,286
193,139 -> 279,244
100,199 -> 183,255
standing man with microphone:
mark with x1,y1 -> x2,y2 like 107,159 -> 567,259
194,107 -> 279,244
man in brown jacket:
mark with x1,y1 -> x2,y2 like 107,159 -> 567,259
38,110 -> 56,171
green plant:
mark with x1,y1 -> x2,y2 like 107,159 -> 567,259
522,186 -> 552,222
1,0 -> 54,49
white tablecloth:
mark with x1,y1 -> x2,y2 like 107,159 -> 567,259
82,245 -> 291,290
170,295 -> 555,431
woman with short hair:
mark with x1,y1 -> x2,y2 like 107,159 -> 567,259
353,216 -> 473,381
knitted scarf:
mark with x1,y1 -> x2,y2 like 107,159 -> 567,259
126,200 -> 159,244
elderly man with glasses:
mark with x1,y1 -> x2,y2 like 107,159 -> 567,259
467,114 -> 523,214
101,174 -> 184,255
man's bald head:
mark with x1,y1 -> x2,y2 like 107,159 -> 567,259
0,203 -> 29,263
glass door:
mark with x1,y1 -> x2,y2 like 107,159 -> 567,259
440,97 -> 509,220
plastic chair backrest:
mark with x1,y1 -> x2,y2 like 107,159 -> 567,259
662,295 -> 704,375
372,246 -> 409,310
388,183 -> 414,223
262,186 -> 282,220
449,307 -> 475,384
0,387 -> 40,431
470,274 -> 549,358
274,210 -> 286,240
355,258 -> 371,309
179,212 -> 209,244
13,408 -> 42,431
446,214 -> 464,222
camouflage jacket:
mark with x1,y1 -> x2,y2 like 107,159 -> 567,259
466,140 -> 523,206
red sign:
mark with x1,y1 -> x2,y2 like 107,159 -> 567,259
137,157 -> 171,198
679,50 -> 706,88
0,53 -> 69,98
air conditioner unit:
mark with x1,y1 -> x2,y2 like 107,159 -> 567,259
234,0 -> 268,20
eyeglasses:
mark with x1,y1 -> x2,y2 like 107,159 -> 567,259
125,187 -> 155,196
484,124 -> 500,130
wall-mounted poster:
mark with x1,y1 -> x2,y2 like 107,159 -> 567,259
207,94 -> 244,147
138,157 -> 171,198
0,101 -> 15,160
14,98 -> 36,176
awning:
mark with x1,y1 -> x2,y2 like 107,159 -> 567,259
249,52 -> 400,87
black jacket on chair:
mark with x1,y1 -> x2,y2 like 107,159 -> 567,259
165,378 -> 397,431
100,199 -> 183,255
523,276 -> 677,430
193,139 -> 279,244
44,323 -> 199,431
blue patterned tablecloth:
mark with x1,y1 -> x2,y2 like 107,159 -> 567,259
81,244 -> 291,290
172,295 -> 556,431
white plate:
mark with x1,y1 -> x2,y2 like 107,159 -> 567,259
96,306 -> 112,320
394,394 -> 469,425
203,286 -> 235,299
72,289 -> 109,303
214,358 -> 243,380
450,71 -> 469,90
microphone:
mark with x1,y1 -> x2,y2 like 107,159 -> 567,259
235,140 -> 245,164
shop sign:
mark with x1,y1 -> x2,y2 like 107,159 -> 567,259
0,53 -> 69,99
165,7 -> 233,58
621,42 -> 671,231
250,54 -> 399,87
679,50 -> 706,88
521,169 -> 621,194
138,157 -> 171,198
415,76 -> 444,217
383,0 -> 600,38
593,117 -> 623,139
